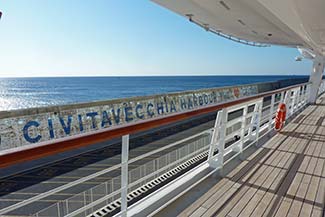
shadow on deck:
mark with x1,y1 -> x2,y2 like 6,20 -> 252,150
155,99 -> 325,217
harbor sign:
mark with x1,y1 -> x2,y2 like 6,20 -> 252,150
0,84 -> 258,151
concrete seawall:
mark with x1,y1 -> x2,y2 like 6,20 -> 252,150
0,78 -> 308,151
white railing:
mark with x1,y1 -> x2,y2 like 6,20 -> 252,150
33,136 -> 215,217
33,133 -> 211,217
2,81 -> 324,217
206,84 -> 311,173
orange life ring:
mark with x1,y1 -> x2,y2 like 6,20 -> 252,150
275,103 -> 286,131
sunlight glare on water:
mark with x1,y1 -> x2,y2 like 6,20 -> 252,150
0,76 -> 307,111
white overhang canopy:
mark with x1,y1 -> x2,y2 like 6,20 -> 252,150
152,0 -> 325,56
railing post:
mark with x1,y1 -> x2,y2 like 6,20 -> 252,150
268,94 -> 275,131
65,200 -> 69,215
296,88 -> 300,110
280,91 -> 285,103
208,108 -> 227,176
303,85 -> 307,106
282,90 -> 291,120
307,84 -> 311,103
299,86 -> 304,108
208,111 -> 222,162
121,135 -> 129,217
217,108 -> 228,176
298,86 -> 302,110
291,88 -> 298,114
290,90 -> 296,116
303,86 -> 306,105
249,102 -> 259,141
254,100 -> 263,147
57,203 -> 61,217
238,105 -> 248,160
248,108 -> 255,140
90,188 -> 94,212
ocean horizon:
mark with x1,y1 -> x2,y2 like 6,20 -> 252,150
0,75 -> 308,111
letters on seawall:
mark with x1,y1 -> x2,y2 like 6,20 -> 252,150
0,85 -> 257,148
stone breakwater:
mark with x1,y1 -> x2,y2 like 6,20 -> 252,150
0,84 -> 258,150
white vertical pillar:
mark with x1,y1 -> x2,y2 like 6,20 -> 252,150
216,108 -> 228,176
291,89 -> 297,113
268,94 -> 275,131
254,101 -> 263,147
206,108 -> 228,177
296,87 -> 301,109
308,57 -> 325,104
208,109 -> 227,170
121,135 -> 129,217
248,103 -> 259,140
208,111 -> 222,162
239,105 -> 248,160
283,91 -> 291,118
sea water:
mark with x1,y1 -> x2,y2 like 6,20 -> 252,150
0,76 -> 308,111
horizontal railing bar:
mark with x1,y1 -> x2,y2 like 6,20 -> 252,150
129,146 -> 209,190
226,114 -> 252,127
0,163 -> 122,215
226,99 -> 260,113
63,144 -> 210,217
64,185 -> 123,217
0,82 -> 309,169
128,130 -> 211,164
0,129 -> 211,215
226,119 -> 242,129
1,81 -> 317,217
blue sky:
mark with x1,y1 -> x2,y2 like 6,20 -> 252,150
0,0 -> 312,77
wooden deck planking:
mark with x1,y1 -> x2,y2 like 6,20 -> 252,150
175,99 -> 325,217
225,153 -> 288,217
283,106 -> 325,217
238,147 -> 296,217
262,104 -> 324,217
221,120 -> 310,216
269,105 -> 324,217
237,123 -> 309,217
199,128 -> 295,217
179,138 -> 275,217
179,127 -> 289,217
297,141 -> 325,217
311,130 -> 325,217
217,158 -> 279,216
187,121 -> 301,216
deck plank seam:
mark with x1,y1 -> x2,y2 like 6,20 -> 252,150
184,103 -> 317,216
235,124 -> 309,217
247,104 -> 323,216
179,101 -> 320,217
226,146 -> 297,217
264,112 -> 325,217
204,113 -> 309,217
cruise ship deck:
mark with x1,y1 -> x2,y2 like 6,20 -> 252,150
0,80 -> 322,217
156,96 -> 325,217
1,1 -> 325,216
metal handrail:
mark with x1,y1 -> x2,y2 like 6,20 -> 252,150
0,82 -> 310,168
0,81 -> 314,216
0,128 -> 211,215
